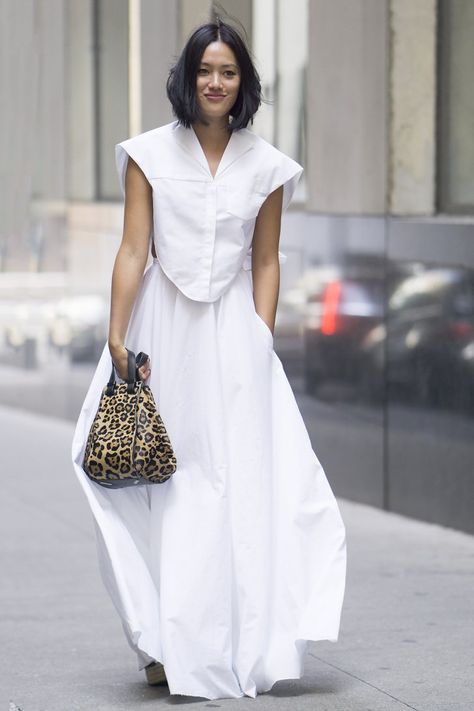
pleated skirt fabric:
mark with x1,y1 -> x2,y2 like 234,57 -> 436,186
71,257 -> 347,700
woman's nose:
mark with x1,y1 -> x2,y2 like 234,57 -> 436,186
208,73 -> 222,88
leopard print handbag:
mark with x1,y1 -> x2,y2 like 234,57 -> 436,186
82,347 -> 177,488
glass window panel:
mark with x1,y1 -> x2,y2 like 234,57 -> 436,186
96,0 -> 129,200
252,0 -> 307,200
438,0 -> 474,213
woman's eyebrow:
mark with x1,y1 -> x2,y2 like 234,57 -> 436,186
200,62 -> 238,68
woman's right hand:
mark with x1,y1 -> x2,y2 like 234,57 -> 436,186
108,342 -> 151,382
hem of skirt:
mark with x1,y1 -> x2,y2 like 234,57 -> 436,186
135,630 -> 341,700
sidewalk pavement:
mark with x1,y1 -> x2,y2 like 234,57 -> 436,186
1,403 -> 473,711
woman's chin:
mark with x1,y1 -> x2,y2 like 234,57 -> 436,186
199,108 -> 230,122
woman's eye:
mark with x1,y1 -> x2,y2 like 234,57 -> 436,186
197,69 -> 237,77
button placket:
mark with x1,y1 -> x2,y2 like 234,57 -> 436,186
201,182 -> 217,294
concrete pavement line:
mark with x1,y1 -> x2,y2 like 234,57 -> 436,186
308,653 -> 421,711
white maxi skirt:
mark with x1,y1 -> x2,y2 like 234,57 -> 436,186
71,257 -> 347,700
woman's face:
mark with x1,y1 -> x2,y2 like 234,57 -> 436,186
195,41 -> 241,121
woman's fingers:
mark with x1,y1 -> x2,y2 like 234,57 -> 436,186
111,349 -> 151,382
137,357 -> 151,381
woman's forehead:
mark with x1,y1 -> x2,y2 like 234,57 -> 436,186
200,42 -> 238,65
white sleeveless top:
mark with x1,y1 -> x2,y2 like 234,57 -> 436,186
115,120 -> 303,303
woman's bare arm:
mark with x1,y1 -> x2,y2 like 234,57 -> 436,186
251,185 -> 284,335
107,156 -> 153,381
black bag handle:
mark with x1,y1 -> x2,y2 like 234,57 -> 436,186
106,347 -> 146,395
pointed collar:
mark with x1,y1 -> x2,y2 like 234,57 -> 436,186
171,120 -> 255,180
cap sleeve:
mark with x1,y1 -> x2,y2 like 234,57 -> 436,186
115,136 -> 152,197
257,150 -> 304,214
241,150 -> 302,272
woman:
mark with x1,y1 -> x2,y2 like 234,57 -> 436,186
71,18 -> 347,701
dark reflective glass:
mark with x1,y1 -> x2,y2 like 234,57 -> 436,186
273,214 -> 474,533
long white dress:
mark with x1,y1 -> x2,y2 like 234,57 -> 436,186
71,120 -> 347,700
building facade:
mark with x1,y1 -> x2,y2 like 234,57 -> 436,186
2,0 -> 474,532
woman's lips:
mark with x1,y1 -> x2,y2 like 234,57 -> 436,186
205,94 -> 226,101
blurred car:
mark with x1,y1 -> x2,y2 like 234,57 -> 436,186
304,277 -> 384,393
380,267 -> 474,410
302,255 -> 407,398
46,295 -> 109,362
303,258 -> 474,412
1,301 -> 49,368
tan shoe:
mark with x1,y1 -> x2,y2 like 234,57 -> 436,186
145,660 -> 168,686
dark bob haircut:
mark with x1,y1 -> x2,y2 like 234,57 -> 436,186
166,19 -> 262,131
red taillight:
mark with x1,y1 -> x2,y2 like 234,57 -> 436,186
321,281 -> 342,335
448,321 -> 474,339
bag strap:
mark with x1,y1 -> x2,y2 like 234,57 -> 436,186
106,347 -> 137,395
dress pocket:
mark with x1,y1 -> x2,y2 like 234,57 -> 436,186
254,310 -> 274,349
223,180 -> 267,221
